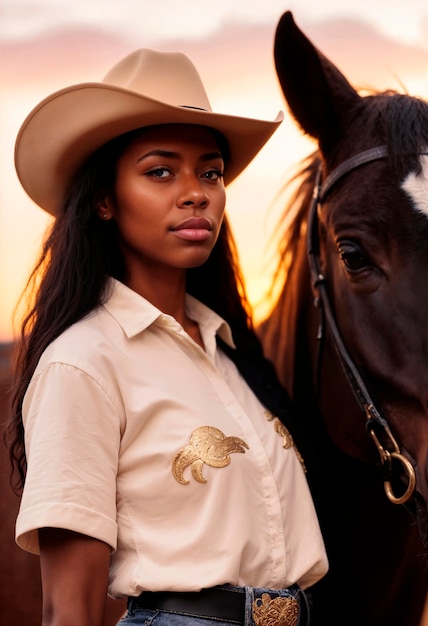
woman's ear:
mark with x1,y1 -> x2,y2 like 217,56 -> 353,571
94,194 -> 114,221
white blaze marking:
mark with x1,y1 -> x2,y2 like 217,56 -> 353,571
401,154 -> 428,217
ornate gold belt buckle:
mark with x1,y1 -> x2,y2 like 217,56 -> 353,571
252,592 -> 299,626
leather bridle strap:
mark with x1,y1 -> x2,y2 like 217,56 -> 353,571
319,146 -> 388,201
307,146 -> 416,505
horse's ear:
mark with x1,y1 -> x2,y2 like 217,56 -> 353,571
274,11 -> 362,149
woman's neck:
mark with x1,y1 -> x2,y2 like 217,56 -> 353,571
124,269 -> 205,349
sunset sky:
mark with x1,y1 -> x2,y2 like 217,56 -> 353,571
2,0 -> 428,341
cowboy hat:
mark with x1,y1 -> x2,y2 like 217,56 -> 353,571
15,48 -> 283,216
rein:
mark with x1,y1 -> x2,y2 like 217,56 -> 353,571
307,146 -> 416,505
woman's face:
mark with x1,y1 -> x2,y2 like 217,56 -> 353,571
100,124 -> 226,285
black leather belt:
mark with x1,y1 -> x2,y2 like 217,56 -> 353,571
128,587 -> 246,623
128,585 -> 307,625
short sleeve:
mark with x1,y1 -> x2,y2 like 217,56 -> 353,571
16,362 -> 122,554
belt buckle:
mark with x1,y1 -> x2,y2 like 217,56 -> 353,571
252,592 -> 299,626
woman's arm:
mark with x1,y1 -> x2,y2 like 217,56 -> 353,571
39,528 -> 111,626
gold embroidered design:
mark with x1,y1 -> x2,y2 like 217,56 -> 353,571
252,593 -> 299,626
172,425 -> 249,485
265,410 -> 306,472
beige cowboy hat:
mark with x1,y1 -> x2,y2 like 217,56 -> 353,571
15,48 -> 283,216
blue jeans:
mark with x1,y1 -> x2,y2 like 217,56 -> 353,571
118,584 -> 310,625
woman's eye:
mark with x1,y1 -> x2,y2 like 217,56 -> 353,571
202,168 -> 224,181
147,167 -> 171,179
338,241 -> 371,271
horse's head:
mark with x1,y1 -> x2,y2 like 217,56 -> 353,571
271,11 -> 428,544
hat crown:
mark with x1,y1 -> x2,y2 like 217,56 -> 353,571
102,49 -> 212,112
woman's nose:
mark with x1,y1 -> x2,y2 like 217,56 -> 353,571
177,175 -> 209,208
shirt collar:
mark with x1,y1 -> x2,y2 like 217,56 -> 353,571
102,277 -> 235,348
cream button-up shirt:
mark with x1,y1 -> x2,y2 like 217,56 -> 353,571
16,278 -> 328,598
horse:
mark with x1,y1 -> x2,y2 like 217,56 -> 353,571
259,11 -> 428,626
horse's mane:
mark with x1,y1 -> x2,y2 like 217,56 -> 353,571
259,152 -> 320,389
270,152 -> 320,290
351,89 -> 428,176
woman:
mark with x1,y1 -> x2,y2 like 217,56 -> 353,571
7,48 -> 328,626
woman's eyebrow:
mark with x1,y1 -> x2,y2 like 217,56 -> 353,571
200,151 -> 223,162
137,149 -> 223,163
137,149 -> 177,162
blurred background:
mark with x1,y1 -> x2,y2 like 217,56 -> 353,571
2,0 -> 428,341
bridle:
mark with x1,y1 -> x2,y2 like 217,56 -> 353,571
307,145 -> 417,505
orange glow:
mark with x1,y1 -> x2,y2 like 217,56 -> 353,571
2,16 -> 428,341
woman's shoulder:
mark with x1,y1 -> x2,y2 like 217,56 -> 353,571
35,306 -> 120,374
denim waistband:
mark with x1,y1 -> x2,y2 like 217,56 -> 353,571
127,583 -> 310,625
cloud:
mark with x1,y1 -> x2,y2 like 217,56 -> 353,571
3,15 -> 428,94
0,0 -> 293,43
0,29 -> 131,84
3,11 -> 428,77
302,17 -> 428,92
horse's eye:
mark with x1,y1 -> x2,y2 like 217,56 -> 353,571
338,241 -> 370,271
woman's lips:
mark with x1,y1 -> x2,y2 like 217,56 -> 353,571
171,216 -> 213,241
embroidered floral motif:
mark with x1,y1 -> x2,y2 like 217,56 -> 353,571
252,593 -> 299,626
265,410 -> 306,472
172,425 -> 249,484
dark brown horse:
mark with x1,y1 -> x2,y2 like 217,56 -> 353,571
260,12 -> 428,626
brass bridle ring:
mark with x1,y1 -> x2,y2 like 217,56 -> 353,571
383,450 -> 417,505
369,424 -> 417,505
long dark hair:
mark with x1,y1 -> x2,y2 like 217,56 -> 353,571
6,126 -> 254,491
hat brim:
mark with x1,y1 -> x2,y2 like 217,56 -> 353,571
15,83 -> 283,216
